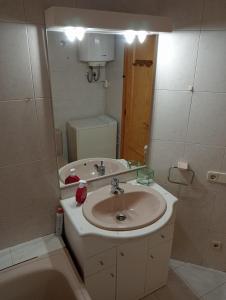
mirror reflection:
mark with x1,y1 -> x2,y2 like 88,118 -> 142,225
46,30 -> 156,184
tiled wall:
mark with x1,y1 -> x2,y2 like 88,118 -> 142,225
150,0 -> 226,271
1,0 -> 226,273
0,0 -> 78,250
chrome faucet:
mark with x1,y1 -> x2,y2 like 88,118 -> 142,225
94,160 -> 105,176
111,177 -> 124,194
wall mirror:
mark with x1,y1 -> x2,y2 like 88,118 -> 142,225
45,8 -> 170,185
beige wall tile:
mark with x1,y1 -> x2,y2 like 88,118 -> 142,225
0,0 -> 25,22
0,100 -> 41,167
183,144 -> 225,190
155,31 -> 199,91
172,221 -> 208,265
27,25 -> 51,98
36,98 -> 57,160
24,0 -> 75,24
187,93 -> 226,146
0,159 -> 59,250
194,31 -> 226,93
149,140 -> 185,196
0,22 -> 33,101
152,90 -> 192,142
177,186 -> 216,232
209,191 -> 226,234
202,232 -> 226,272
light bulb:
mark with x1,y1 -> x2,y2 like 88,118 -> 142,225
137,31 -> 148,43
64,27 -> 76,42
74,27 -> 86,41
124,30 -> 136,44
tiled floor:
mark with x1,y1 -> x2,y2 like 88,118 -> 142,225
143,260 -> 226,300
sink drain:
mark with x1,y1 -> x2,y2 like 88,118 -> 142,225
116,213 -> 127,222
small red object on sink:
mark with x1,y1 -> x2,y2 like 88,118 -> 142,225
75,180 -> 88,205
65,168 -> 80,184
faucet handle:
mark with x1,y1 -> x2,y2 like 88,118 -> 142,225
111,177 -> 119,186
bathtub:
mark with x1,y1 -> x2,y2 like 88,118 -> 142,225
0,248 -> 91,300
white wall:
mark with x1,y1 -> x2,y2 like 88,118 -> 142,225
150,0 -> 226,270
47,31 -> 106,160
106,36 -> 125,156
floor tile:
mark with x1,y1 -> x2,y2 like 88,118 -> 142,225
170,259 -> 186,270
202,283 -> 226,300
154,269 -> 199,300
42,234 -> 65,252
0,248 -> 13,270
174,263 -> 226,297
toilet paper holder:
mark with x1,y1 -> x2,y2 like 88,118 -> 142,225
168,166 -> 195,186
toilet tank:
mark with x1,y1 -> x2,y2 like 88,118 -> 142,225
78,34 -> 115,66
67,115 -> 117,161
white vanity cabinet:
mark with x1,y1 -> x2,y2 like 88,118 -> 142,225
85,266 -> 116,300
116,239 -> 147,300
146,242 -> 172,293
81,223 -> 174,300
145,223 -> 174,293
61,182 -> 178,300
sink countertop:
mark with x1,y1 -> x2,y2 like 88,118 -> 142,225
60,180 -> 178,240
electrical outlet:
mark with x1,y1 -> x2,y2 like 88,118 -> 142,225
207,171 -> 226,184
211,240 -> 222,251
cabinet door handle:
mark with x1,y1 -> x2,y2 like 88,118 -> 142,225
99,260 -> 104,266
110,273 -> 115,278
161,234 -> 165,239
120,252 -> 125,257
150,255 -> 154,259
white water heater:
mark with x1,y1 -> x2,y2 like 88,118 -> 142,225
78,33 -> 115,67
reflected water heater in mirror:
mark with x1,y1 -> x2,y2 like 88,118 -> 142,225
78,33 -> 115,67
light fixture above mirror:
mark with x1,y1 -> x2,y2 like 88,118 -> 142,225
63,27 -> 150,44
45,7 -> 172,45
64,26 -> 87,42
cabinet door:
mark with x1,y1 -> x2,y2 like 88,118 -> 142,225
146,241 -> 172,293
117,239 -> 147,300
85,266 -> 116,300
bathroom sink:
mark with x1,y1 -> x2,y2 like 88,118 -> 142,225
59,158 -> 128,184
82,183 -> 167,231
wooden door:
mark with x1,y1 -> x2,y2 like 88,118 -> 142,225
121,36 -> 157,164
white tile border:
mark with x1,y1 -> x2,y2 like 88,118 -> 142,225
0,234 -> 65,270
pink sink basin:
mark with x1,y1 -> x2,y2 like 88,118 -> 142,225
82,183 -> 167,231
